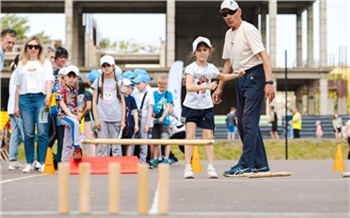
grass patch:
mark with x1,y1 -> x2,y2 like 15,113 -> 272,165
171,139 -> 349,160
13,139 -> 349,161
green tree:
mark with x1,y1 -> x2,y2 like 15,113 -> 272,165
1,14 -> 30,40
34,31 -> 51,40
99,37 -> 112,49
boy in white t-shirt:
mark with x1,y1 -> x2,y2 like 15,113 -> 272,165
131,73 -> 154,163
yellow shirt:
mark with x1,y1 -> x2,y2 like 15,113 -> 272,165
292,112 -> 302,130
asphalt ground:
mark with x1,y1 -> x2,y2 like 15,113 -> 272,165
1,160 -> 349,218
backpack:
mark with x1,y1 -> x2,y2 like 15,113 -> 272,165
86,88 -> 98,134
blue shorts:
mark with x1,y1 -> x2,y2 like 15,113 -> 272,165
227,124 -> 235,133
181,106 -> 215,130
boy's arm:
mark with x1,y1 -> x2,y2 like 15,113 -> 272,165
132,109 -> 139,132
270,111 -> 274,122
145,104 -> 153,132
79,100 -> 91,120
185,74 -> 217,92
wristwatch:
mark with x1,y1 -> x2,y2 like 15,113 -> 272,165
265,80 -> 274,85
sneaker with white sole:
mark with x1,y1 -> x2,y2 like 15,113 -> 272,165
222,164 -> 252,177
183,168 -> 194,179
22,164 -> 33,173
39,164 -> 45,173
8,161 -> 24,170
252,166 -> 270,173
33,161 -> 42,171
207,168 -> 219,179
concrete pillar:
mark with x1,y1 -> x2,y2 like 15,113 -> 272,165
338,97 -> 347,115
319,0 -> 327,67
166,0 -> 175,67
319,76 -> 328,115
72,5 -> 81,66
307,4 -> 314,68
78,13 -> 85,67
307,82 -> 315,114
261,6 -> 267,46
65,0 -> 73,65
296,13 -> 302,68
268,0 -> 277,68
85,33 -> 91,67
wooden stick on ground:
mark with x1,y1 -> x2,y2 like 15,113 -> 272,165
248,172 -> 292,178
341,172 -> 350,178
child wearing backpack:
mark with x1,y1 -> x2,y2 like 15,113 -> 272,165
121,78 -> 139,156
56,65 -> 83,162
79,69 -> 101,156
131,72 -> 154,163
92,55 -> 126,157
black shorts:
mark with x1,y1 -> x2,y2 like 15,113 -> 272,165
271,123 -> 278,132
152,124 -> 170,139
181,106 -> 215,130
334,127 -> 341,133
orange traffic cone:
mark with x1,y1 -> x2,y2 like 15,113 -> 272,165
44,147 -> 56,174
191,146 -> 202,173
333,144 -> 346,172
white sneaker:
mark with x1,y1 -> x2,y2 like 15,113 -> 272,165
22,164 -> 33,173
34,162 -> 42,171
8,161 -> 24,170
207,168 -> 219,179
39,164 -> 45,173
183,168 -> 194,179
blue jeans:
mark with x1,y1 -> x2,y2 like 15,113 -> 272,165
235,64 -> 269,169
19,93 -> 50,164
8,114 -> 24,161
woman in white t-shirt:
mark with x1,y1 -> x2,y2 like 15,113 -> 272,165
181,36 -> 244,179
13,36 -> 53,173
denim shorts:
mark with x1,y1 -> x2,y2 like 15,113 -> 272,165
227,124 -> 235,133
181,106 -> 215,130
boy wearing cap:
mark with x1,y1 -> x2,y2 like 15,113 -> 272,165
56,65 -> 83,161
121,78 -> 139,156
132,73 -> 154,163
213,0 -> 275,177
79,69 -> 101,156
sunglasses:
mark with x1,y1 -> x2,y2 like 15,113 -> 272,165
27,44 -> 41,50
221,9 -> 238,17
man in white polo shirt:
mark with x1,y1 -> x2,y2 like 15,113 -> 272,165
213,0 -> 275,177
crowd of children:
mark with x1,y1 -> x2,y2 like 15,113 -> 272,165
6,35 -> 245,179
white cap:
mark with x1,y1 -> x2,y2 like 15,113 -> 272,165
220,0 -> 239,12
100,55 -> 115,66
192,36 -> 212,52
122,78 -> 133,86
115,66 -> 122,77
65,65 -> 79,76
58,68 -> 67,75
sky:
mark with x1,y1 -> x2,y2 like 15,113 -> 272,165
6,0 -> 350,68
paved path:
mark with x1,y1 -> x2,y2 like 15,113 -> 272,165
1,160 -> 349,217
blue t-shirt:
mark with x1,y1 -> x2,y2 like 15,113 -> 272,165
153,90 -> 173,125
125,95 -> 137,130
